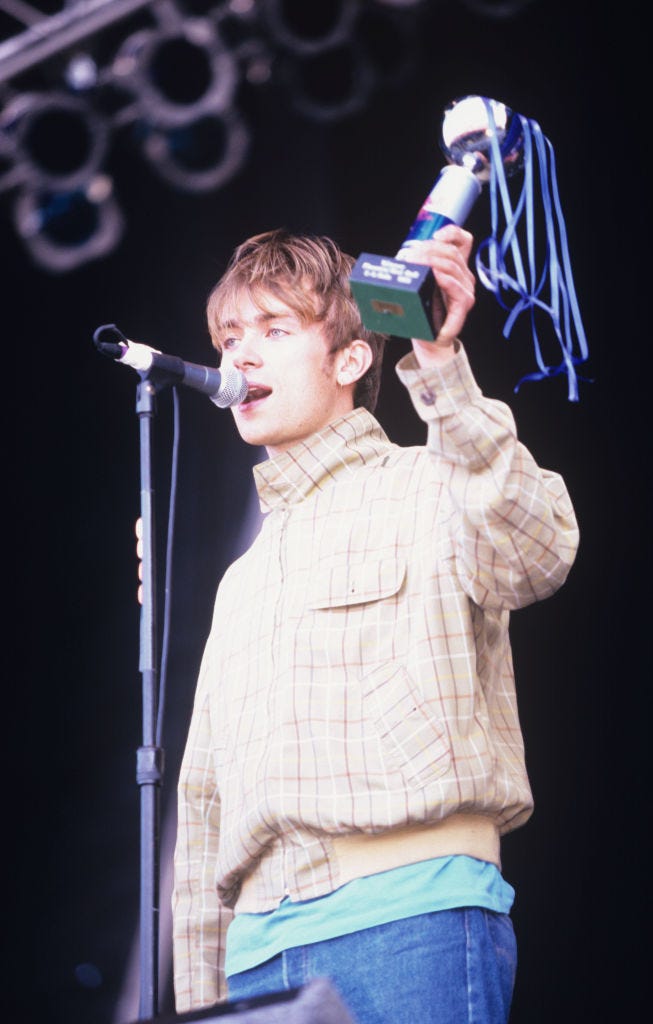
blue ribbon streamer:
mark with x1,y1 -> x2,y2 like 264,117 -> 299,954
474,102 -> 590,401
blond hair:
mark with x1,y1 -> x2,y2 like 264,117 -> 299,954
207,229 -> 387,413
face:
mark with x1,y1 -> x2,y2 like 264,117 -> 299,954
217,291 -> 356,457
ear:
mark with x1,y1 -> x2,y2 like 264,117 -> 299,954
335,339 -> 373,386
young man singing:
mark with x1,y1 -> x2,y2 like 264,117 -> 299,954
172,226 -> 579,1024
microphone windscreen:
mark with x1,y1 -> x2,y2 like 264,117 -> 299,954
211,368 -> 248,408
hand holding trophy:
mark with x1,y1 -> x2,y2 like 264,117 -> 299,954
349,94 -> 589,400
349,95 -> 523,342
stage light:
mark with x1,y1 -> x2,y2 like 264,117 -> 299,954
141,109 -> 250,192
1,90 -> 109,190
112,16 -> 239,129
0,88 -> 123,271
261,0 -> 358,56
282,41 -> 374,122
14,174 -> 124,272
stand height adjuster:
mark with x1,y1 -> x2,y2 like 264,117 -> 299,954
137,745 -> 165,786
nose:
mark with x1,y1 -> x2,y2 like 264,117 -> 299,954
231,332 -> 262,370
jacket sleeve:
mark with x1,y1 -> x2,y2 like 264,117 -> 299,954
396,344 -> 579,610
172,640 -> 233,1012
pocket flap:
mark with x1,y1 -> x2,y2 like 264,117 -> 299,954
308,557 -> 405,610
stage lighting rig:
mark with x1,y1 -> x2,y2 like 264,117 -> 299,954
0,0 -> 447,272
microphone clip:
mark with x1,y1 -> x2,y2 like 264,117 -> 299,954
93,323 -> 129,361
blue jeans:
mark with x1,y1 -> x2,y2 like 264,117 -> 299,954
227,908 -> 517,1024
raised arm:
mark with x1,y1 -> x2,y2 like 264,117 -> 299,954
395,227 -> 579,610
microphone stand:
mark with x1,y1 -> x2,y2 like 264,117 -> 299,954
93,320 -> 244,1018
135,372 -> 167,1021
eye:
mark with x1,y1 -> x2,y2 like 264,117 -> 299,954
222,335 -> 239,350
267,326 -> 288,338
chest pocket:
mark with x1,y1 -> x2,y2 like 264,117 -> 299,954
307,557 -> 406,610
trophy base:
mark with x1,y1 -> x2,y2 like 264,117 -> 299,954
349,253 -> 441,340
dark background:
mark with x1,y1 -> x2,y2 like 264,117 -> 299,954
3,1 -> 649,1022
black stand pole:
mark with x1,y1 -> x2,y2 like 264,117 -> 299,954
135,376 -> 165,1020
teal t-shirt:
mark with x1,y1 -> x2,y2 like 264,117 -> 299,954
226,855 -> 514,977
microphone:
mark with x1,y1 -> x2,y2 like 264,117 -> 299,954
93,324 -> 248,409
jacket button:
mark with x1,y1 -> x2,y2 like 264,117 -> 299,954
419,389 -> 436,406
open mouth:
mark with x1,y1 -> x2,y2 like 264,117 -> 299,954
242,384 -> 271,405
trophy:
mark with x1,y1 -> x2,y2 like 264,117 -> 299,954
349,95 -> 524,341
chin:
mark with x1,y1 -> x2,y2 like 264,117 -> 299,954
234,422 -> 273,448
236,429 -> 265,447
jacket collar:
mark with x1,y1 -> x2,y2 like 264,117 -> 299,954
253,408 -> 392,512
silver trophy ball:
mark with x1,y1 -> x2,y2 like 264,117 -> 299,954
440,95 -> 524,182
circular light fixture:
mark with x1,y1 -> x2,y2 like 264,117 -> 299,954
141,109 -> 250,192
281,41 -> 374,122
262,0 -> 359,56
14,175 -> 124,272
1,92 -> 109,192
113,19 -> 239,130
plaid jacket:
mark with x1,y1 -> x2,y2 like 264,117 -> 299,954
172,346 -> 579,1010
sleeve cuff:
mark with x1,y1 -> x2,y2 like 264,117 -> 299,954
395,343 -> 482,420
